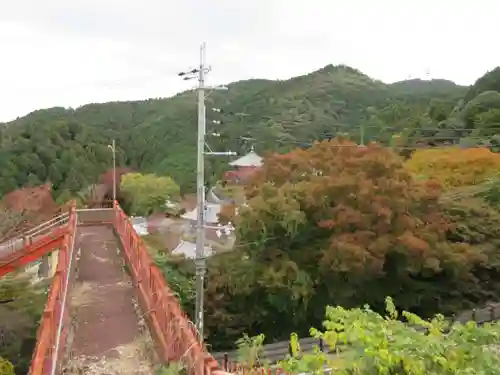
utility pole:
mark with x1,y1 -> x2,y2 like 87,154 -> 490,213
178,43 -> 234,342
360,124 -> 365,146
195,43 -> 207,341
107,139 -> 116,202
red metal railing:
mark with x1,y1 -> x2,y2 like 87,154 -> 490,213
29,202 -> 77,375
0,227 -> 67,277
0,203 -> 72,244
26,201 -> 234,375
112,201 -> 231,375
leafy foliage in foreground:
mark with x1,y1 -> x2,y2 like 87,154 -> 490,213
0,358 -> 14,375
280,297 -> 500,374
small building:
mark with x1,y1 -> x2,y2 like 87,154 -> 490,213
179,202 -> 238,244
180,202 -> 222,241
224,147 -> 263,184
181,202 -> 222,224
171,240 -> 213,259
130,216 -> 149,236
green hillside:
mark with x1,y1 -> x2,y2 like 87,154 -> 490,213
0,64 -> 477,198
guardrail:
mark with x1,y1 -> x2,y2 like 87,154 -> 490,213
0,204 -> 71,244
214,337 -> 321,369
0,212 -> 70,259
111,201 -> 231,375
29,202 -> 77,375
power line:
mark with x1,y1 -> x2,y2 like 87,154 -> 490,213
209,115 -> 500,145
227,135 -> 500,151
218,122 -> 500,150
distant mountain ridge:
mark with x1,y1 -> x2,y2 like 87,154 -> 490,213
0,64 -> 492,199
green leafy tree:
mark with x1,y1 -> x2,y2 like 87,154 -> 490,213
120,172 -> 180,216
235,333 -> 267,369
280,297 -> 500,374
0,277 -> 48,375
0,358 -> 14,375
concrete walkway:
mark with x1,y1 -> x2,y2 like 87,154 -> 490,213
64,226 -> 157,375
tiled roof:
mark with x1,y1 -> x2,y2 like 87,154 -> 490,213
228,151 -> 263,167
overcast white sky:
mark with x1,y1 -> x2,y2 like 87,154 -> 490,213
0,0 -> 498,122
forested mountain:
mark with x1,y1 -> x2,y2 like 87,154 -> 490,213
1,63 -> 493,198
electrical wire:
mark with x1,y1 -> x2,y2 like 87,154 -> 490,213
216,129 -> 500,151
207,118 -> 500,148
219,138 -> 499,151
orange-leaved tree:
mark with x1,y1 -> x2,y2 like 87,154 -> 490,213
243,139 -> 478,279
204,138 -> 484,349
405,147 -> 500,188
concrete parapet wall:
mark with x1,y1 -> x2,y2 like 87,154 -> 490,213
76,208 -> 115,225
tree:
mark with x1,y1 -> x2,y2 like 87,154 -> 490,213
0,207 -> 26,242
243,138 -> 478,299
0,358 -> 14,375
204,138 -> 483,349
405,147 -> 500,188
0,277 -> 48,375
463,67 -> 500,102
280,297 -> 500,374
120,173 -> 180,216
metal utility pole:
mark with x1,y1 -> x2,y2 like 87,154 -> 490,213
178,43 -> 234,342
195,43 -> 207,341
108,139 -> 116,202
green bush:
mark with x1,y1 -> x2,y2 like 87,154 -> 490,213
0,358 -> 14,375
280,297 -> 500,374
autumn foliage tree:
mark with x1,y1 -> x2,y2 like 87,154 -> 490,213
205,138 -> 485,349
405,147 -> 500,188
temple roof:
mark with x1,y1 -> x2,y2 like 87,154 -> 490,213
228,150 -> 263,167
